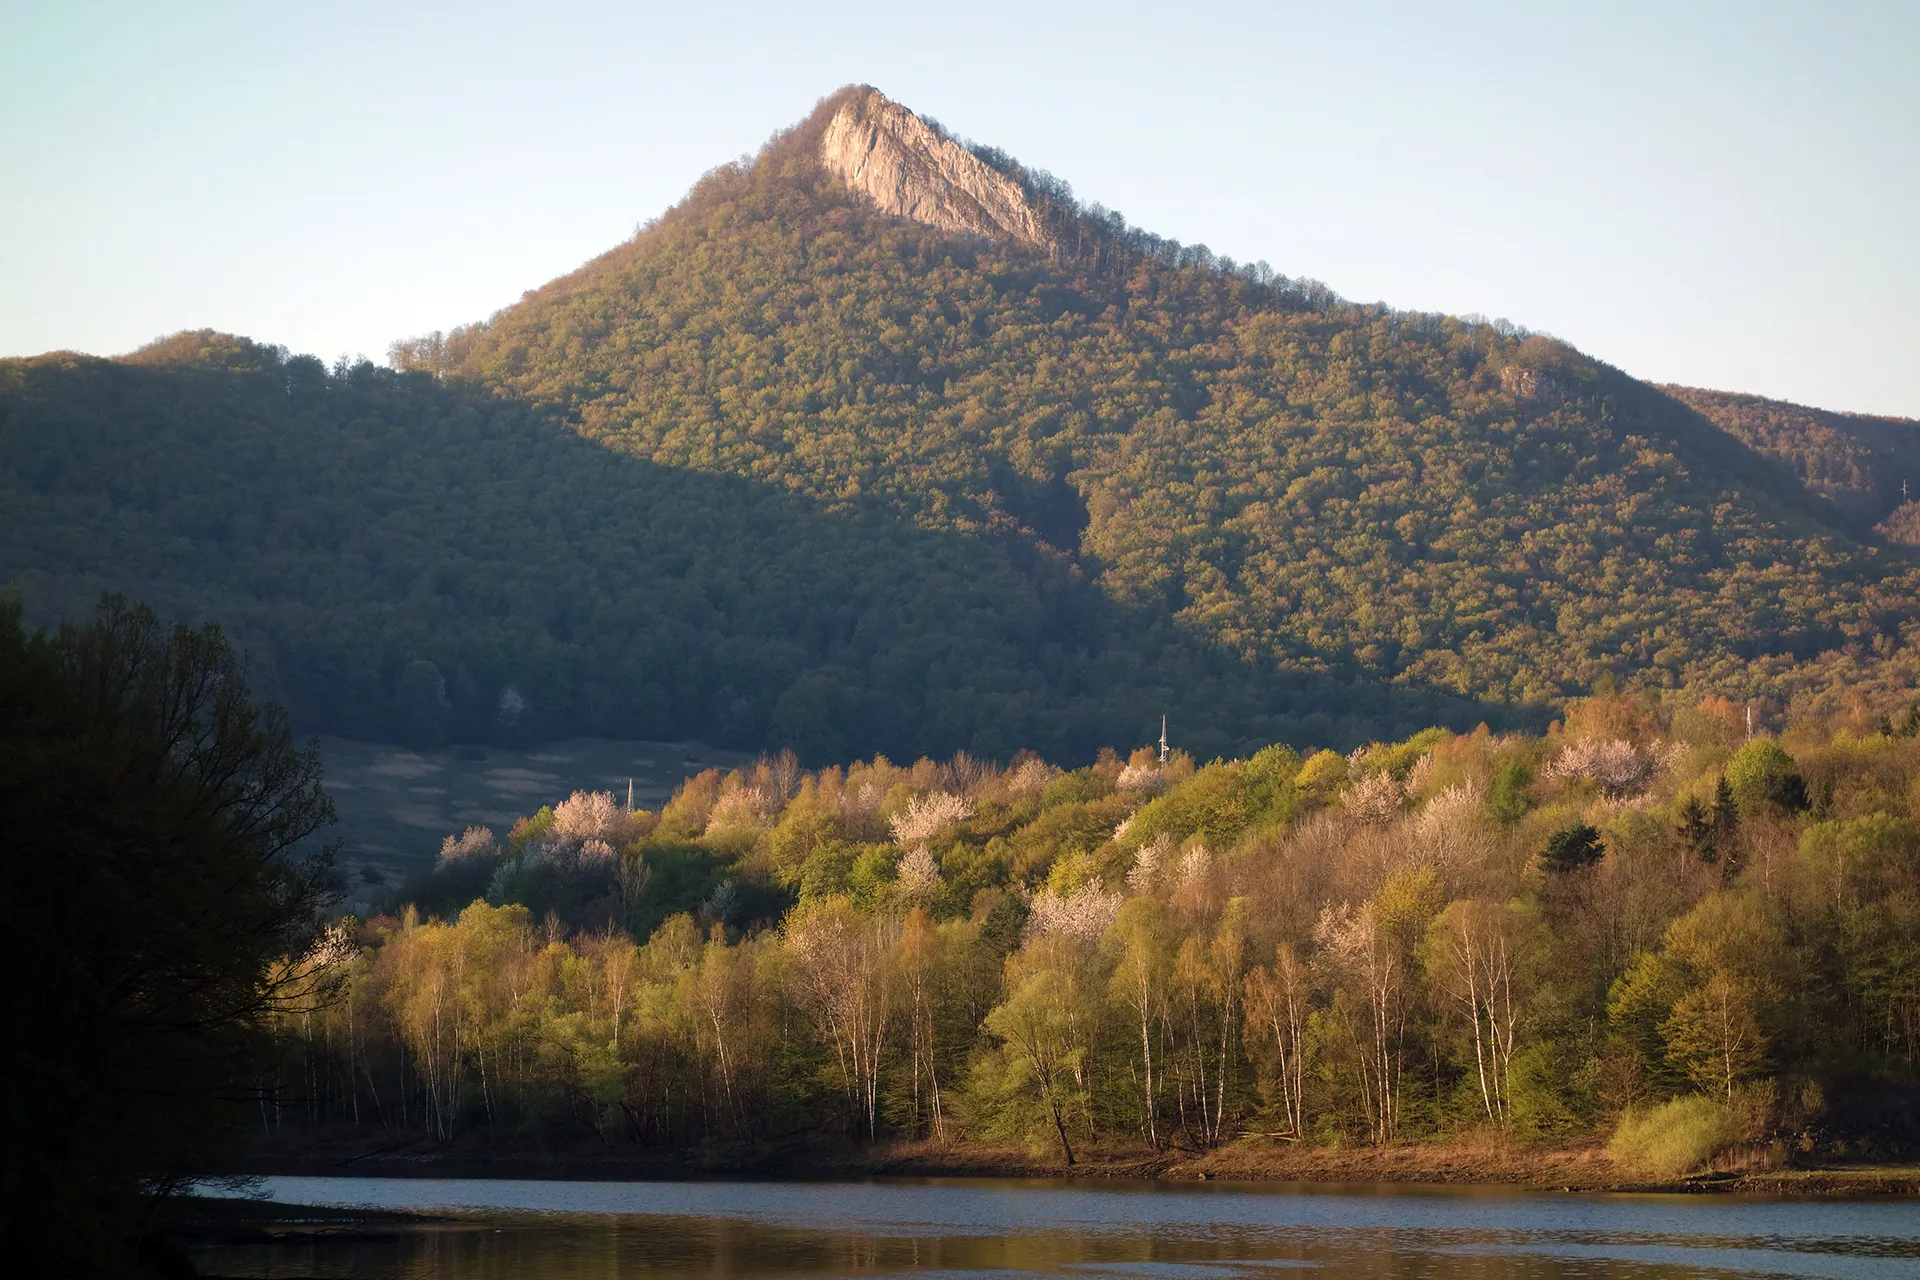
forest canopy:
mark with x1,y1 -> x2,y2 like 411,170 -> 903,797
268,689 -> 1920,1173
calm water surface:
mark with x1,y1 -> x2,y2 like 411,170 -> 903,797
191,1175 -> 1920,1279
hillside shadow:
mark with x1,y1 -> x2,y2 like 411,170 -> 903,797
1631,378 -> 1893,543
1,349 -> 1536,764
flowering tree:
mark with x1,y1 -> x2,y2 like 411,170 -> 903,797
1026,882 -> 1124,945
1342,770 -> 1406,824
1544,739 -> 1654,798
553,789 -> 637,845
890,790 -> 973,847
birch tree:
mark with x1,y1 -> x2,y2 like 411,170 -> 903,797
785,898 -> 899,1140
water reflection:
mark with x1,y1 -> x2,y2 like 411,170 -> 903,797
190,1176 -> 1920,1279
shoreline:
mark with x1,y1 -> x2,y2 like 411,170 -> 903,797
227,1137 -> 1920,1198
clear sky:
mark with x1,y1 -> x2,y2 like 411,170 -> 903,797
3,0 -> 1914,416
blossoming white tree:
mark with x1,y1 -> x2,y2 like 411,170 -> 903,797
890,791 -> 973,847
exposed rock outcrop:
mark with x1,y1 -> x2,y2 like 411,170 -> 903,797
819,88 -> 1050,247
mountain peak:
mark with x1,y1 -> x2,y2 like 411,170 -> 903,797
818,87 -> 1050,248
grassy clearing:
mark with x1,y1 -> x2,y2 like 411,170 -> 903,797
318,736 -> 748,913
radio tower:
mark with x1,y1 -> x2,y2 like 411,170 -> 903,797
1159,714 -> 1169,765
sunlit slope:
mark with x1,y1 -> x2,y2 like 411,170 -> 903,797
433,90 -> 1920,710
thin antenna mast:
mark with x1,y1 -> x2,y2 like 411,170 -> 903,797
627,777 -> 634,811
1159,714 -> 1169,766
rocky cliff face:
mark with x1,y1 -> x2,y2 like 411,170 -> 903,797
819,88 -> 1050,248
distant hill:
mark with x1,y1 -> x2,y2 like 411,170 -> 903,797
1659,383 -> 1920,529
4,86 -> 1919,758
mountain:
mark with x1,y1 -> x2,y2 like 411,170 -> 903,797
4,85 -> 1919,759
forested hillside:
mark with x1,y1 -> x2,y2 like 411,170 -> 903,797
1661,383 -> 1920,530
0,338 -> 1490,762
265,694 -> 1920,1173
6,85 -> 1920,759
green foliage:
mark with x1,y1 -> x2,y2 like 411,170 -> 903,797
1507,1042 -> 1585,1138
1006,794 -> 1130,886
1041,768 -> 1114,807
0,339 -> 1505,766
1725,740 -> 1808,816
1608,1096 -> 1740,1178
794,837 -> 860,901
980,947 -> 1092,1164
848,843 -> 905,909
1660,384 -> 1920,526
1119,763 -> 1254,850
510,806 -> 557,852
1293,749 -> 1348,807
1241,743 -> 1303,830
632,840 -> 741,932
1355,728 -> 1450,781
262,689 -> 1920,1165
1540,822 -> 1604,873
1489,759 -> 1534,824
1796,813 -> 1920,902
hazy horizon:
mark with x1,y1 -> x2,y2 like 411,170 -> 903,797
3,0 -> 1915,417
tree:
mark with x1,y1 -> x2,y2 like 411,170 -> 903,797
0,595 -> 336,1271
1204,901 -> 1250,1146
1725,740 -> 1806,817
1105,897 -> 1172,1148
383,915 -> 469,1140
1541,823 -> 1604,873
1244,942 -> 1312,1136
1423,899 -> 1538,1124
1709,777 -> 1740,872
690,923 -> 758,1138
395,658 -> 452,749
1314,865 -> 1442,1144
895,907 -> 949,1141
27,88 -> 1920,768
784,897 -> 898,1141
982,940 -> 1093,1166
1662,973 -> 1766,1102
1676,795 -> 1712,863
1647,892 -> 1785,1102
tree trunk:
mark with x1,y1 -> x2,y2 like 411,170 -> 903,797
1048,1096 -> 1076,1166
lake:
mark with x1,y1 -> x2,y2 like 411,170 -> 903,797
188,1176 -> 1918,1278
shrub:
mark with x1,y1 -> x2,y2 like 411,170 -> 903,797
1508,1042 -> 1584,1138
1608,1096 -> 1739,1178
